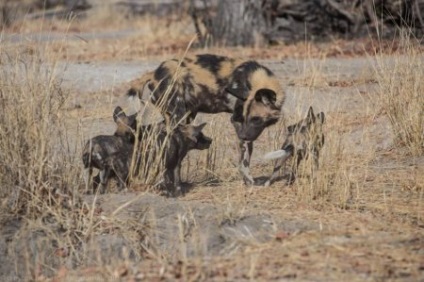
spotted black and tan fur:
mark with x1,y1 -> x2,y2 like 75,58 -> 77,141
127,54 -> 285,185
82,106 -> 212,196
82,106 -> 136,194
263,107 -> 325,186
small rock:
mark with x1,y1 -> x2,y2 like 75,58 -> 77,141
275,231 -> 290,241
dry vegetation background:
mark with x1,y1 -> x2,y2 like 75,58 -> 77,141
0,1 -> 423,281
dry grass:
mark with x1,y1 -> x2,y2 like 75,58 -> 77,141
0,11 -> 423,281
0,49 -> 69,216
0,41 -> 154,280
1,5 -> 195,63
374,32 -> 424,156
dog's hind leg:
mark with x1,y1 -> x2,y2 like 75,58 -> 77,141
84,168 -> 93,194
98,169 -> 110,194
289,153 -> 304,184
311,148 -> 320,179
264,149 -> 292,187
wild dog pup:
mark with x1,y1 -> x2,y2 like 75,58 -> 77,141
127,54 -> 285,185
82,106 -> 135,194
82,106 -> 212,196
157,122 -> 212,196
111,110 -> 212,196
263,107 -> 325,187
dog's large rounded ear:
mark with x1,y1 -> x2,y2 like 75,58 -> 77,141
317,112 -> 325,124
126,87 -> 140,98
226,79 -> 248,101
287,124 -> 297,134
114,107 -> 135,138
194,122 -> 207,134
305,106 -> 316,124
179,125 -> 198,143
113,106 -> 126,123
255,89 -> 277,105
127,113 -> 138,130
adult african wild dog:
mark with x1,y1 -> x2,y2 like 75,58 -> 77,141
263,107 -> 325,186
127,54 -> 285,185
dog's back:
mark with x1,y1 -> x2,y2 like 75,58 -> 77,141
82,135 -> 130,170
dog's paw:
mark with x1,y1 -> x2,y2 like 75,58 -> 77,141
243,177 -> 255,186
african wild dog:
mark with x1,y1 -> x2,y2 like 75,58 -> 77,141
82,107 -> 212,196
127,118 -> 212,196
156,122 -> 212,196
127,54 -> 285,185
82,106 -> 136,194
263,107 -> 325,186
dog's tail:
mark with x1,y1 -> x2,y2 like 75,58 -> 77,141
263,149 -> 292,161
127,71 -> 155,99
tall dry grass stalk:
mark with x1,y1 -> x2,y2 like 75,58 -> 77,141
0,48 -> 82,278
128,69 -> 182,189
0,51 -> 71,216
129,112 -> 168,188
274,111 -> 354,207
129,39 -> 206,189
0,43 -> 153,279
293,129 -> 357,208
270,71 -> 372,208
191,114 -> 239,183
375,32 -> 424,156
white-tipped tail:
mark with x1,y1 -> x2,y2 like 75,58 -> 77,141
263,149 -> 291,160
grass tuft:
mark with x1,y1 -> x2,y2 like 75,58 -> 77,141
375,31 -> 424,156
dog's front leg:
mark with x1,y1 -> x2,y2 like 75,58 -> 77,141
239,141 -> 255,185
163,169 -> 175,197
173,162 -> 182,195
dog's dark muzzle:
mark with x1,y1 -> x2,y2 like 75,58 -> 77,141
197,136 -> 212,150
